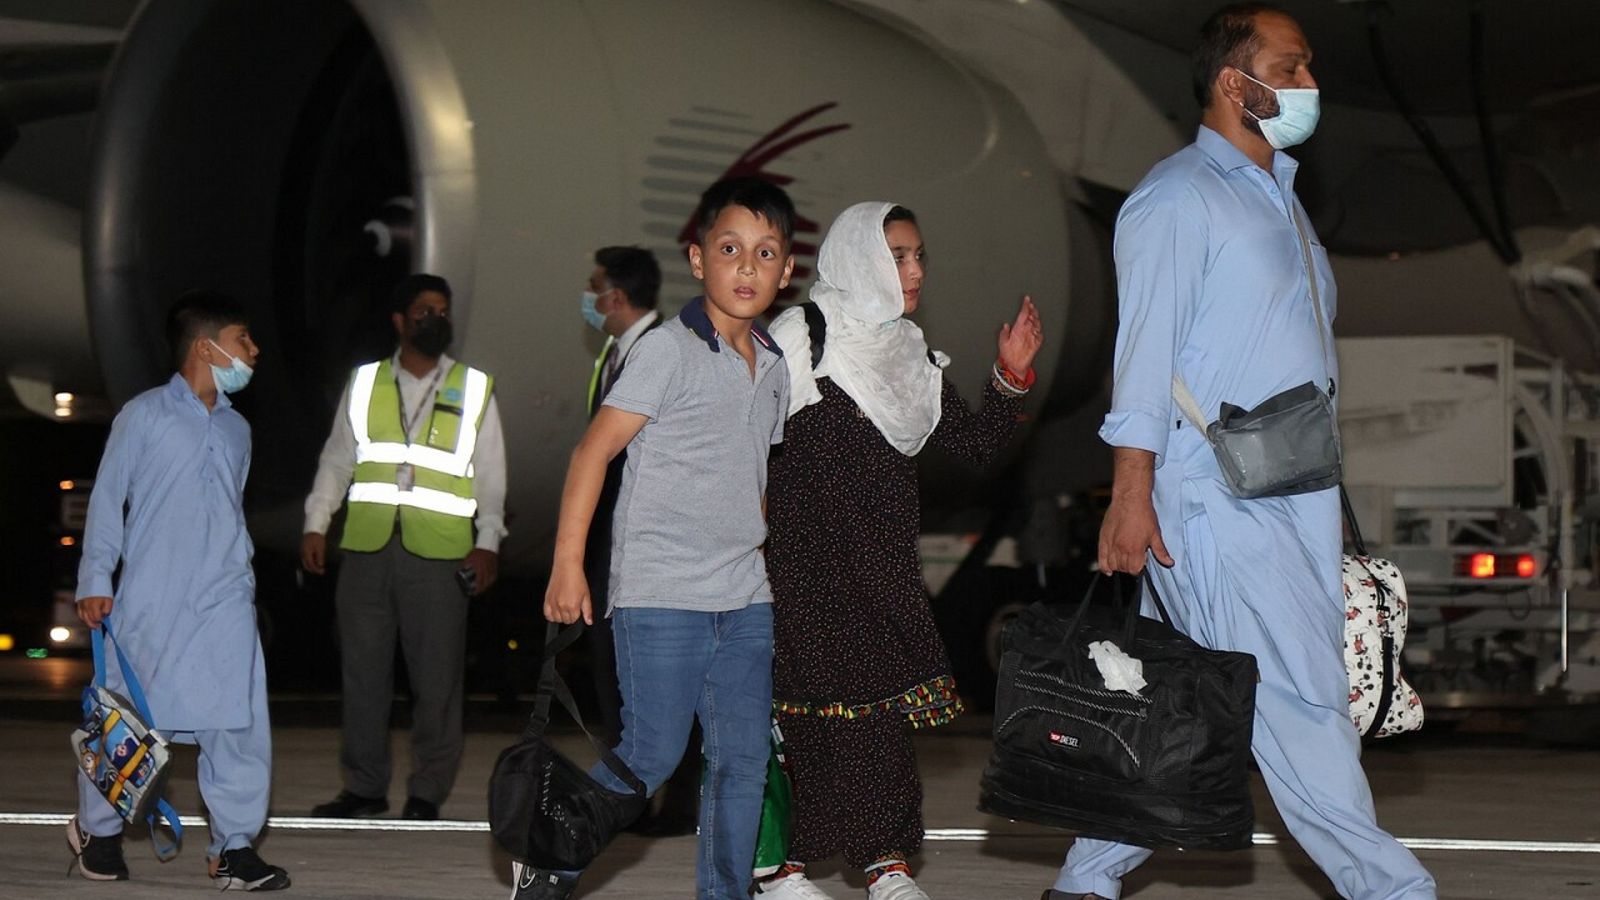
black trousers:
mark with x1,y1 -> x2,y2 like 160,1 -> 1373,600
335,535 -> 468,805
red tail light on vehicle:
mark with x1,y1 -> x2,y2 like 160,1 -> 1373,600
1455,552 -> 1538,580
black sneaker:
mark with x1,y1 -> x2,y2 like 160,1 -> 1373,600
66,816 -> 128,881
211,847 -> 290,891
510,862 -> 577,899
309,790 -> 388,818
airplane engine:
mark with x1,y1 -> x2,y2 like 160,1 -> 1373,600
83,0 -> 1100,567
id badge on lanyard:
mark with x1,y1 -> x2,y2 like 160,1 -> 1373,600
397,366 -> 444,494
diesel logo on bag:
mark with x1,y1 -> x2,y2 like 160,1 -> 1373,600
1047,731 -> 1080,750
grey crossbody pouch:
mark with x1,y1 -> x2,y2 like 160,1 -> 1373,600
1171,208 -> 1342,499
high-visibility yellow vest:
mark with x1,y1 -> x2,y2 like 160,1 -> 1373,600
587,336 -> 615,417
340,358 -> 494,559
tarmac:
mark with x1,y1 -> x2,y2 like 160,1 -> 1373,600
3,694 -> 1598,900
0,650 -> 1593,896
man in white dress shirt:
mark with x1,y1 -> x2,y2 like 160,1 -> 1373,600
301,273 -> 507,821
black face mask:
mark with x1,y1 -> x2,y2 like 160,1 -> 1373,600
409,314 -> 452,358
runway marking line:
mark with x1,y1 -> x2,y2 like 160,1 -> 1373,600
0,813 -> 1596,853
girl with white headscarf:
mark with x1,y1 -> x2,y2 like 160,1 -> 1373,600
759,202 -> 1043,900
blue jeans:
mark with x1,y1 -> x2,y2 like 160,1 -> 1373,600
591,603 -> 774,900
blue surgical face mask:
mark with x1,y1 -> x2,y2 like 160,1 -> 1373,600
1235,69 -> 1320,150
207,339 -> 254,393
580,290 -> 608,331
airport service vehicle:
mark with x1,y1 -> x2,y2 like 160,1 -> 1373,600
1334,232 -> 1600,716
1338,334 -> 1600,712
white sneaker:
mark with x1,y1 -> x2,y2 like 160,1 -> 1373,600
866,871 -> 932,900
758,871 -> 838,900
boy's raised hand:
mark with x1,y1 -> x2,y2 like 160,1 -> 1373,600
544,561 -> 594,625
997,294 -> 1044,375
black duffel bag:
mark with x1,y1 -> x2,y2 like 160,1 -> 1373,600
979,575 -> 1258,850
489,623 -> 647,870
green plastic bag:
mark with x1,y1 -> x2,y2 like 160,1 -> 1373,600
752,720 -> 792,877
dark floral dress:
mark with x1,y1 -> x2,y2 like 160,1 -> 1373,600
766,374 -> 1022,866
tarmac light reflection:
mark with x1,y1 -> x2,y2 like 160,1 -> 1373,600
0,814 -> 1597,853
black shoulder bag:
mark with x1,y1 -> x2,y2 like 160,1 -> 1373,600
488,623 -> 648,869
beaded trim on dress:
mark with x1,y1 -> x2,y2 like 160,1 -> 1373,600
774,674 -> 964,729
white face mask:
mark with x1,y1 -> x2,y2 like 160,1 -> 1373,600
207,339 -> 254,393
580,290 -> 607,331
1235,69 -> 1320,150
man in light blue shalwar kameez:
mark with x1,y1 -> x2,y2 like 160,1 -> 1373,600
1045,7 -> 1436,900
69,291 -> 290,891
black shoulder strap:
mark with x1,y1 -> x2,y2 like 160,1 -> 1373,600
800,301 -> 826,369
1340,484 -> 1406,739
524,622 -> 645,795
802,300 -> 936,368
1340,484 -> 1368,557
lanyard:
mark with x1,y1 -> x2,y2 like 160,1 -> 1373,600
398,364 -> 446,443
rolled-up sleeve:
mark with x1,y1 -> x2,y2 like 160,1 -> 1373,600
1099,185 -> 1207,467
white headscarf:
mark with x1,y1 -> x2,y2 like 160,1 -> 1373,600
769,201 -> 949,456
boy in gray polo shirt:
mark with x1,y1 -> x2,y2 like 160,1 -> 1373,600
523,177 -> 794,900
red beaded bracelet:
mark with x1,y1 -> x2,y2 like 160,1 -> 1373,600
995,361 -> 1036,393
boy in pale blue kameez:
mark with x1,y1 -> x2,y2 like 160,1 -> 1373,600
1047,7 -> 1435,900
68,291 -> 290,891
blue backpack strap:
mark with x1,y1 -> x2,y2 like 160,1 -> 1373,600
90,623 -> 108,689
100,619 -> 157,725
97,618 -> 184,857
148,797 -> 183,861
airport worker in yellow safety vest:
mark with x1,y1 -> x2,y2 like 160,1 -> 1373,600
300,273 -> 507,822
